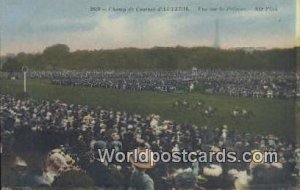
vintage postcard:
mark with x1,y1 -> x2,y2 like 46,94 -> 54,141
1,0 -> 300,189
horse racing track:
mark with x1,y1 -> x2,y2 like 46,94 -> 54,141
0,79 -> 297,139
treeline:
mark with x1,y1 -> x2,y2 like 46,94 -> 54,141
1,44 -> 298,71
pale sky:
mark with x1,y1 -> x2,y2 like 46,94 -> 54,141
0,0 -> 297,55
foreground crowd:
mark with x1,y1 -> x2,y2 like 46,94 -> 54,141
1,94 -> 300,189
6,69 -> 298,98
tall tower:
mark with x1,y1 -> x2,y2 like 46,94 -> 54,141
213,19 -> 220,49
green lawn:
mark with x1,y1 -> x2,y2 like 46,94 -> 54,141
0,79 -> 297,139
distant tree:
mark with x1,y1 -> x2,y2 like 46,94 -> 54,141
2,57 -> 22,72
42,44 -> 70,69
43,44 -> 70,56
296,47 -> 300,73
0,54 -> 15,70
2,45 -> 297,71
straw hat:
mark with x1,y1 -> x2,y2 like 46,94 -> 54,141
14,156 -> 28,167
129,148 -> 155,169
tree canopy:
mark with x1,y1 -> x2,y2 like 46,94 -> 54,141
1,44 -> 297,71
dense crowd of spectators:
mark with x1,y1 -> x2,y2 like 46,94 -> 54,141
6,69 -> 298,98
1,94 -> 299,189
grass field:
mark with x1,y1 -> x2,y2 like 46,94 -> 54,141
0,79 -> 297,139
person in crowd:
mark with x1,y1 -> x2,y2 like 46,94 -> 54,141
1,94 -> 299,189
86,140 -> 124,188
128,148 -> 155,190
8,69 -> 297,98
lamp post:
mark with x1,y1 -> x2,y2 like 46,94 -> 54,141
22,66 -> 28,93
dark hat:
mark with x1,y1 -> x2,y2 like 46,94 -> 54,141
93,140 -> 107,151
174,171 -> 197,188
